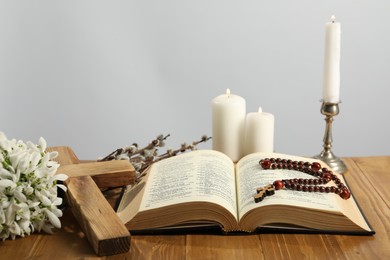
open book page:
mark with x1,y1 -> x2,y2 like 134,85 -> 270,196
138,150 -> 238,221
332,181 -> 372,231
236,153 -> 345,220
236,153 -> 371,232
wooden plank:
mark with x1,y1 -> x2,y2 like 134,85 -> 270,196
186,235 -> 264,259
338,158 -> 390,258
59,160 -> 136,188
350,156 -> 390,207
259,233 -> 336,259
129,235 -> 186,259
48,146 -> 136,188
66,175 -> 131,256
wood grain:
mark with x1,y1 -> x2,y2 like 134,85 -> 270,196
66,175 -> 130,256
187,235 -> 264,259
59,160 -> 136,188
129,235 -> 186,259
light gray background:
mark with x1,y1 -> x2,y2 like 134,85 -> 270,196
1,1 -> 389,159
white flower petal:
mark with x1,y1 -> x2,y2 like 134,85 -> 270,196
54,173 -> 68,182
42,153 -> 50,164
9,152 -> 23,169
9,222 -> 21,236
5,165 -> 15,174
26,141 -> 39,152
0,131 -> 6,141
28,202 -> 40,208
34,168 -> 44,178
38,137 -> 47,152
0,208 -> 5,224
53,198 -> 63,207
48,151 -> 58,160
0,179 -> 16,189
17,155 -> 30,173
40,195 -> 52,207
33,218 -> 45,232
19,219 -> 31,235
57,184 -> 67,192
44,209 -> 61,229
0,168 -> 12,179
5,203 -> 16,225
20,208 -> 30,220
30,152 -> 42,167
23,186 -> 34,196
14,189 -> 27,203
1,200 -> 10,208
41,223 -> 54,234
51,207 -> 63,218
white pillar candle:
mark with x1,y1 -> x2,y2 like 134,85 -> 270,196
323,15 -> 341,103
244,107 -> 274,155
212,89 -> 246,162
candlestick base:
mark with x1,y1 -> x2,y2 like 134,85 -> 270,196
313,150 -> 347,174
313,101 -> 347,174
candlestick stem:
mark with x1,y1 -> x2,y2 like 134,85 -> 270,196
313,102 -> 347,174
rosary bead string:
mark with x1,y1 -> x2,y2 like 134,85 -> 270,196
254,158 -> 351,203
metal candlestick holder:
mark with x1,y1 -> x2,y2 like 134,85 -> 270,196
313,101 -> 347,174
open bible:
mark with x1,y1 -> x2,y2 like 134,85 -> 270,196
116,150 -> 374,235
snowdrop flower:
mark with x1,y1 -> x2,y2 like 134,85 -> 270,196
0,132 -> 68,240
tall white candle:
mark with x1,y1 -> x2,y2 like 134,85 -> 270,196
212,89 -> 246,162
244,107 -> 274,155
323,15 -> 341,103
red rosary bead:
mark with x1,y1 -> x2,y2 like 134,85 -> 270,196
260,159 -> 271,169
322,172 -> 332,183
311,162 -> 322,172
339,189 -> 351,199
273,180 -> 284,190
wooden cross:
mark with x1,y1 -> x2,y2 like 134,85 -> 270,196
47,146 -> 136,256
254,184 -> 275,203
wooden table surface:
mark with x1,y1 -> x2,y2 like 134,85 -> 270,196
1,154 -> 389,259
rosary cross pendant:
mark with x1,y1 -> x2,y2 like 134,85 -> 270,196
254,184 -> 275,203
